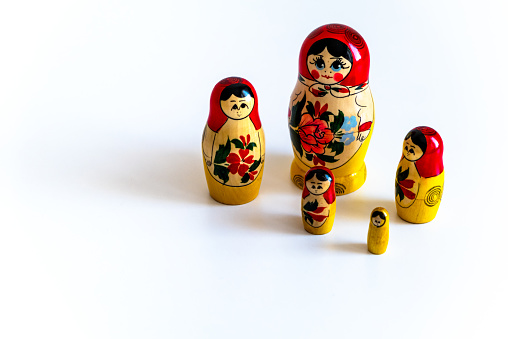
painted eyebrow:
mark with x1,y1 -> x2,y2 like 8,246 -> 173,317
239,99 -> 246,102
230,100 -> 236,102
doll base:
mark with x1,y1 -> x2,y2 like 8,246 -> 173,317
290,159 -> 367,196
302,201 -> 336,235
396,199 -> 441,224
367,228 -> 389,254
203,158 -> 264,205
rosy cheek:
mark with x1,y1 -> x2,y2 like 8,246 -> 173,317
311,70 -> 320,79
333,73 -> 344,82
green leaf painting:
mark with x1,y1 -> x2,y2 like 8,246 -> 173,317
290,94 -> 306,128
306,101 -> 315,118
246,142 -> 257,151
329,110 -> 345,134
241,173 -> 250,183
397,167 -> 409,182
303,200 -> 319,212
316,153 -> 337,163
231,139 -> 244,150
249,159 -> 261,172
214,164 -> 229,184
214,138 -> 231,164
305,153 -> 313,162
395,182 -> 404,201
328,140 -> 344,155
304,211 -> 313,225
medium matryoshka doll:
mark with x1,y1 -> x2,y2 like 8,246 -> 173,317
301,166 -> 336,235
367,207 -> 389,255
288,24 -> 374,195
202,77 -> 265,205
395,127 -> 444,223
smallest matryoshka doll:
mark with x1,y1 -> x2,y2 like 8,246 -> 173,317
202,77 -> 265,205
301,166 -> 336,235
367,207 -> 389,255
395,126 -> 444,223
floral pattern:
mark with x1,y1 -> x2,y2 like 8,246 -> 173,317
289,94 -> 346,165
213,134 -> 261,184
302,199 -> 328,226
342,116 -> 357,132
395,167 -> 416,201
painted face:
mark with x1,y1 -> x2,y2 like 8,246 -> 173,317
403,138 -> 424,161
220,94 -> 255,120
371,215 -> 386,227
307,47 -> 352,85
305,174 -> 331,195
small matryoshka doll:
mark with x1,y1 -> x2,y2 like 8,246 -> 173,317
288,24 -> 374,195
367,207 -> 389,255
301,166 -> 336,235
202,77 -> 265,205
395,127 -> 444,223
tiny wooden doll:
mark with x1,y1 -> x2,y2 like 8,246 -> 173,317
367,207 -> 389,255
301,166 -> 336,235
202,77 -> 265,205
395,127 -> 444,223
288,24 -> 374,195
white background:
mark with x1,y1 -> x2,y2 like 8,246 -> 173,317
1,1 -> 507,338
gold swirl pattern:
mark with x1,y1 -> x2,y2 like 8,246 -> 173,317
335,183 -> 346,195
424,186 -> 442,207
293,175 -> 304,189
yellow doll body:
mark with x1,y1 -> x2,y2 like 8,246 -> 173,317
289,81 -> 374,195
302,200 -> 336,235
396,168 -> 444,224
367,207 -> 389,254
202,119 -> 265,205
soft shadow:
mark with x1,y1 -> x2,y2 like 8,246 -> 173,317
259,151 -> 300,196
102,148 -> 212,205
336,195 -> 396,223
208,202 -> 307,235
323,241 -> 370,254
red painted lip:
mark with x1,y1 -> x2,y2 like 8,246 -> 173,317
358,121 -> 372,132
321,75 -> 332,79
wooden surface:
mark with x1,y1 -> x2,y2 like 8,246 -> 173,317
301,167 -> 336,235
395,127 -> 444,223
288,24 -> 374,195
202,78 -> 265,205
367,207 -> 389,254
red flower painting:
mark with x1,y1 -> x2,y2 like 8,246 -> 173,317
298,114 -> 334,154
226,149 -> 254,177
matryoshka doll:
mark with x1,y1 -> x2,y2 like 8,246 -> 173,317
367,207 -> 389,255
288,24 -> 374,195
301,166 -> 336,235
395,127 -> 444,223
202,77 -> 265,205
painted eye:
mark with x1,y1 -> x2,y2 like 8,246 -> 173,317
331,60 -> 342,72
240,103 -> 248,109
232,104 -> 239,110
315,59 -> 325,70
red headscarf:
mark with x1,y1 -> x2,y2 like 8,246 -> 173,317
412,126 -> 444,178
302,166 -> 336,204
298,24 -> 370,87
207,77 -> 262,133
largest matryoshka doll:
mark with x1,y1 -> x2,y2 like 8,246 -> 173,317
202,77 -> 265,205
288,24 -> 374,195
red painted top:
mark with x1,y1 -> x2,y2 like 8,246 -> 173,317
207,77 -> 261,133
298,24 -> 370,87
302,166 -> 336,204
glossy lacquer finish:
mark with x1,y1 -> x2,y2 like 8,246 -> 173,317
288,24 -> 374,195
301,166 -> 336,235
202,77 -> 265,205
395,126 -> 444,223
